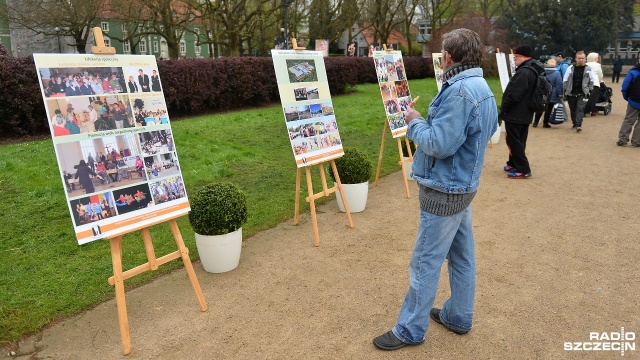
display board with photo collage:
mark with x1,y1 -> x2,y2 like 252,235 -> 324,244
373,50 -> 415,138
432,52 -> 444,92
271,50 -> 344,168
33,54 -> 189,245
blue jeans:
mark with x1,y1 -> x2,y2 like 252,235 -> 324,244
392,205 -> 476,344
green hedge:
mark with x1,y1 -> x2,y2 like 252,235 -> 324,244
0,55 -> 434,138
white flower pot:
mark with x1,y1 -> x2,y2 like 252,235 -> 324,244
195,228 -> 242,273
335,182 -> 369,213
403,157 -> 415,181
490,126 -> 501,144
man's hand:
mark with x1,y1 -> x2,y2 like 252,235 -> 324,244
405,107 -> 422,125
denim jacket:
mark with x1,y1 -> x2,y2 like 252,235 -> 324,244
407,67 -> 498,194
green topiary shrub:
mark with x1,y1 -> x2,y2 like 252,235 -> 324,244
188,182 -> 248,236
328,148 -> 373,184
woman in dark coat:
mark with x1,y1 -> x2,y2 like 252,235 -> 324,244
74,160 -> 98,194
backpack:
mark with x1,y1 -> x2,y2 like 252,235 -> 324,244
523,65 -> 553,112
548,102 -> 566,125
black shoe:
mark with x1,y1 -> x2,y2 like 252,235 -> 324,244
373,331 -> 422,351
532,123 -> 538,128
543,124 -> 551,128
617,140 -> 626,146
430,308 -> 469,335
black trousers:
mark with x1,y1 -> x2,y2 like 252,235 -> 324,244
505,121 -> 531,174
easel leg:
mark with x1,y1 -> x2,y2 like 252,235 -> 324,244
294,167 -> 301,225
330,160 -> 354,228
305,167 -> 321,246
168,219 -> 207,312
374,121 -> 388,187
109,237 -> 131,355
140,228 -> 157,271
397,138 -> 410,198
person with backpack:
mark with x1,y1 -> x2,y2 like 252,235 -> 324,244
499,44 -> 544,179
617,60 -> 640,147
534,58 -> 564,128
563,51 -> 596,132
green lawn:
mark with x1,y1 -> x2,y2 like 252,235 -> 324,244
0,77 -> 502,345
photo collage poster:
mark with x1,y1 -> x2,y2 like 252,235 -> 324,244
496,53 -> 510,92
432,52 -> 444,92
373,50 -> 414,138
271,49 -> 344,168
508,53 -> 517,77
33,54 -> 189,244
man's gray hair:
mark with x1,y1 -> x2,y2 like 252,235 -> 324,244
441,28 -> 483,65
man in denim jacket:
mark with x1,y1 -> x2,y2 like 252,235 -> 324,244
373,28 -> 498,351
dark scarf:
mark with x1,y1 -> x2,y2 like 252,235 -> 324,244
442,63 -> 480,82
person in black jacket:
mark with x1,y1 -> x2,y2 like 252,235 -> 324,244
612,56 -> 624,83
499,44 -> 543,179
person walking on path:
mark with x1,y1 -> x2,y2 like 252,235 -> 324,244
372,28 -> 497,351
556,53 -> 571,79
500,44 -> 543,179
585,53 -> 604,117
533,59 -> 564,128
617,61 -> 640,147
563,51 -> 596,132
612,56 -> 624,83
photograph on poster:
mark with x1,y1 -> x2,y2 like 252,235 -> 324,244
398,96 -> 411,111
144,152 -> 181,179
395,80 -> 410,98
132,96 -> 170,126
284,107 -> 299,122
294,87 -> 308,101
48,94 -> 135,135
297,105 -> 312,120
384,99 -> 400,114
347,42 -> 356,57
113,183 -> 153,215
56,133 -> 144,197
387,113 -> 407,131
324,118 -> 338,132
309,103 -> 323,117
122,67 -> 162,93
315,39 -> 329,57
321,102 -> 334,116
149,175 -> 187,205
380,82 -> 398,101
69,192 -> 117,226
39,67 -> 127,97
138,129 -> 174,156
286,60 -> 318,82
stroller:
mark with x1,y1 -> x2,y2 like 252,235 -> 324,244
594,82 -> 613,115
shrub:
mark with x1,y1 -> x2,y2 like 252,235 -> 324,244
188,182 -> 248,236
328,148 -> 373,184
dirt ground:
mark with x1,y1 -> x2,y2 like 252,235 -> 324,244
5,80 -> 640,359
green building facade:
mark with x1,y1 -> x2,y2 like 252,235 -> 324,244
97,19 -> 210,59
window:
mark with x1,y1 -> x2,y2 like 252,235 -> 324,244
153,41 -> 159,53
194,28 -> 200,35
179,40 -> 186,54
122,24 -> 128,33
123,40 -> 131,53
103,37 -> 111,47
140,40 -> 147,53
101,22 -> 109,32
195,43 -> 201,54
418,24 -> 432,35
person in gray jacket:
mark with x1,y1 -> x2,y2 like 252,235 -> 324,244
563,51 -> 596,132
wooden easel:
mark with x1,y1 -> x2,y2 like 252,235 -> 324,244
288,38 -> 354,246
293,160 -> 354,246
91,27 -> 207,355
374,124 -> 413,198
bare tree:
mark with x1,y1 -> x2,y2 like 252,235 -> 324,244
417,0 -> 467,53
5,0 -> 105,53
191,0 -> 279,56
400,0 -> 420,55
133,0 -> 197,59
362,0 -> 409,46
